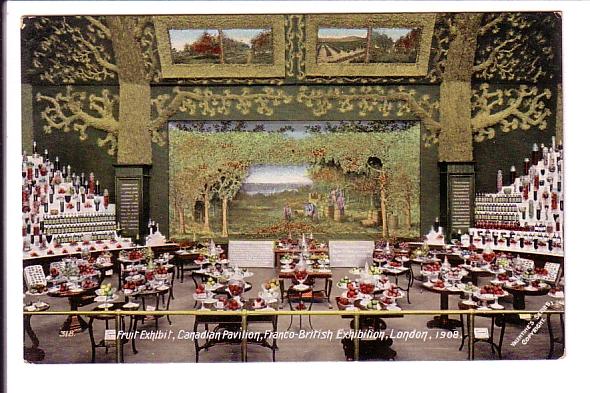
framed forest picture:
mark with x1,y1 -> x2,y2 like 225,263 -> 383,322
155,15 -> 286,78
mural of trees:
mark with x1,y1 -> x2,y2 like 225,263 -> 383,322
169,121 -> 420,240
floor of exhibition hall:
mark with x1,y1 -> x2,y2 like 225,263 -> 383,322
25,267 -> 564,363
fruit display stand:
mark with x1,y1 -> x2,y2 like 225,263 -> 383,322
22,147 -> 118,259
470,140 -> 564,257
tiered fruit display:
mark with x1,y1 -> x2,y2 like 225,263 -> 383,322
471,140 -> 564,255
21,145 -> 117,254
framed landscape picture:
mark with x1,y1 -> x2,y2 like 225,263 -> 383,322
154,15 -> 286,78
305,13 -> 436,77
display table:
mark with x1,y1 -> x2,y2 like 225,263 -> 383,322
278,269 -> 333,307
457,301 -> 506,359
46,285 -> 99,335
23,243 -> 179,272
273,246 -> 329,268
336,297 -> 403,361
192,300 -> 278,362
502,282 -> 551,324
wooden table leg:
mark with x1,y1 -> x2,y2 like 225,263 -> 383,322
24,314 -> 45,362
60,298 -> 88,335
426,293 -> 462,330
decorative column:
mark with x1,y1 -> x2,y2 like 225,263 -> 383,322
439,162 -> 475,239
114,164 -> 151,241
436,14 -> 482,240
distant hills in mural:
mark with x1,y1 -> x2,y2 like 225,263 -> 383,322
168,121 -> 420,240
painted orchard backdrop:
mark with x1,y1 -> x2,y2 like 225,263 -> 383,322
168,121 -> 420,240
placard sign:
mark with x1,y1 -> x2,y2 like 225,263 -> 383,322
449,176 -> 472,233
328,241 -> 375,267
118,179 -> 141,233
228,240 -> 275,268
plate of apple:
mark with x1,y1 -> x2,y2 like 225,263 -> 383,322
476,284 -> 507,300
490,273 -> 510,285
359,298 -> 382,310
342,287 -> 360,300
387,260 -> 403,269
336,296 -> 356,310
383,286 -> 404,299
379,296 -> 401,311
525,280 -> 549,291
224,298 -> 242,311
252,297 -> 267,310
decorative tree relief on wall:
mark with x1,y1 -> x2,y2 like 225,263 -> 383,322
168,121 -> 420,240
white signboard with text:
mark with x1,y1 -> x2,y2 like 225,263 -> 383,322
328,240 -> 374,267
228,240 -> 275,268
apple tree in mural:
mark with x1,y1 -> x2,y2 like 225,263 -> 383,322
169,121 -> 420,240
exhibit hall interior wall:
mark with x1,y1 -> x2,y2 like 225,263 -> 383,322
21,13 -> 561,241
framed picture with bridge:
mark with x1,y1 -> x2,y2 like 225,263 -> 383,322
305,13 -> 436,77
